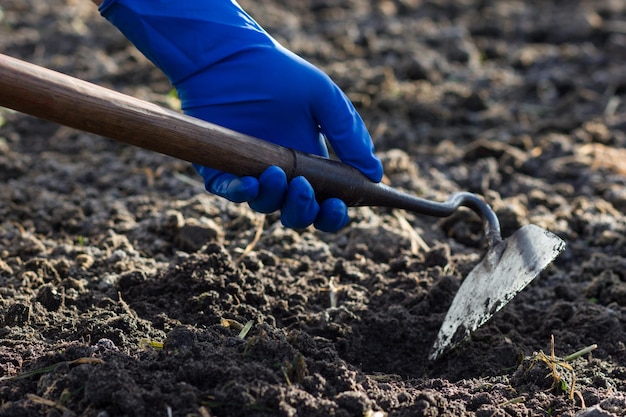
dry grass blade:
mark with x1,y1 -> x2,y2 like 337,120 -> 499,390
235,214 -> 265,264
173,171 -> 205,188
576,143 -> 626,175
550,143 -> 626,176
198,406 -> 213,417
527,335 -> 597,401
221,318 -> 244,331
26,394 -> 75,416
1,357 -> 104,382
329,276 -> 340,308
393,210 -> 429,254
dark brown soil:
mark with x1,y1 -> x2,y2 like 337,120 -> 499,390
1,0 -> 626,416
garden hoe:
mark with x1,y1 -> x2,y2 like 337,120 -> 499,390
0,53 -> 566,360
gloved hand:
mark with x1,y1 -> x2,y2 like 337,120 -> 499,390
99,0 -> 383,232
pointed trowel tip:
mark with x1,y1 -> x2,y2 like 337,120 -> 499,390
429,323 -> 470,361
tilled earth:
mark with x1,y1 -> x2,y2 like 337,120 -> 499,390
1,0 -> 626,416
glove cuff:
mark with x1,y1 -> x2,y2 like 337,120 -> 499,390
99,0 -> 273,89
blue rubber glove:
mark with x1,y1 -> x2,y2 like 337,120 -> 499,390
99,0 -> 383,232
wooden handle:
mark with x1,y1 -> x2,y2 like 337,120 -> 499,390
0,53 -> 295,178
0,53 -> 388,206
3,52 -> 498,224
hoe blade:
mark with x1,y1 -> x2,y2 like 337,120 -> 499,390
430,224 -> 566,360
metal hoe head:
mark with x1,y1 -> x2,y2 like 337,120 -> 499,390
430,224 -> 566,360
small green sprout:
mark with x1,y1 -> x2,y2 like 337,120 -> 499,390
238,320 -> 254,339
563,344 -> 598,362
166,88 -> 181,110
139,339 -> 164,349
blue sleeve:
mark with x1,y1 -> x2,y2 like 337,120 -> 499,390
98,0 -> 273,86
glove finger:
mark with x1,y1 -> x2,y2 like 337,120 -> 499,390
310,79 -> 384,183
280,176 -> 319,229
314,198 -> 350,232
248,166 -> 288,213
212,174 -> 260,203
194,164 -> 259,203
